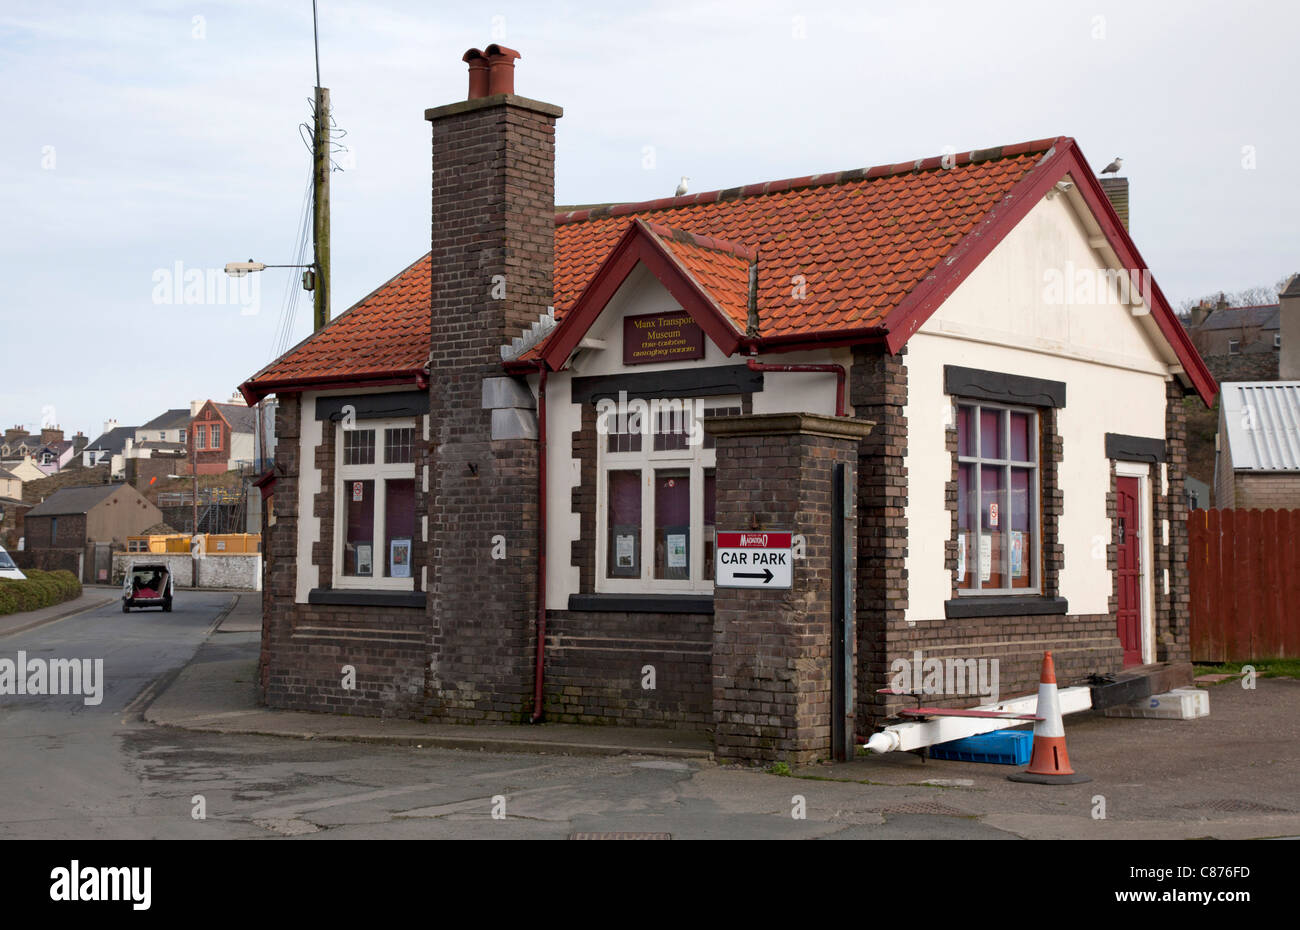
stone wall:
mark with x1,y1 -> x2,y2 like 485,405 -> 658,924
111,552 -> 262,589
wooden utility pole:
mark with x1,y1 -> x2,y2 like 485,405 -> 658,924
312,86 -> 331,332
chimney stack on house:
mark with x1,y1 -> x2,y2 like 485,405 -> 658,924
1099,176 -> 1130,230
40,427 -> 63,445
422,45 -> 561,722
103,418 -> 119,434
190,399 -> 205,417
1190,299 -> 1210,328
1280,273 -> 1300,379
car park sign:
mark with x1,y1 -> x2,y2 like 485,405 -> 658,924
716,531 -> 793,589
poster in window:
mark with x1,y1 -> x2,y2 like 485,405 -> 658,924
390,538 -> 412,578
667,533 -> 687,569
957,533 -> 966,582
612,524 -> 639,576
1011,530 -> 1025,578
352,481 -> 365,503
356,543 -> 373,577
979,534 -> 992,583
616,534 -> 636,569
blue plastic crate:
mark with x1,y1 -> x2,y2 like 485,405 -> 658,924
929,728 -> 1034,765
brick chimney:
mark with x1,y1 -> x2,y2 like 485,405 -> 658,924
1280,273 -> 1300,379
1099,176 -> 1129,230
1190,299 -> 1210,328
423,46 -> 561,721
40,427 -> 63,445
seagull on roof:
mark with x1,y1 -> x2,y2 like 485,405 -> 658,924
1101,156 -> 1123,175
675,176 -> 690,196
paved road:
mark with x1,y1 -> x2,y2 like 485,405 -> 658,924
1,593 -> 1298,840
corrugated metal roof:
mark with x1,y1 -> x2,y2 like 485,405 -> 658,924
1221,381 -> 1300,471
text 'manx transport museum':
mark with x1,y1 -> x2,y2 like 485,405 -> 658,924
240,43 -> 1216,764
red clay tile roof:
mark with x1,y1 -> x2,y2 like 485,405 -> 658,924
243,255 -> 432,393
246,136 -> 1217,405
646,223 -> 755,332
554,140 -> 1058,342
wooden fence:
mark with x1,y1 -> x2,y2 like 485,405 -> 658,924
1188,509 -> 1300,662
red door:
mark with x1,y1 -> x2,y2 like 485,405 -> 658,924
1116,476 -> 1143,667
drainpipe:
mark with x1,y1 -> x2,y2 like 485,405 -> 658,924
530,361 -> 549,723
745,357 -> 847,417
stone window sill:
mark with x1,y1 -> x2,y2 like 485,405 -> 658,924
308,588 -> 425,609
568,593 -> 713,614
944,595 -> 1068,619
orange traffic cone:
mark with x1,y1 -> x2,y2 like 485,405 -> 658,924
1008,651 -> 1092,785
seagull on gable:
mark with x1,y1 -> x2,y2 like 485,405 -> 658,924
1101,156 -> 1123,175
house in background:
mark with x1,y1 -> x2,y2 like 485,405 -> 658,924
1215,381 -> 1300,509
1184,300 -> 1281,383
0,466 -> 27,550
30,430 -> 86,476
0,426 -> 40,460
0,466 -> 21,503
238,47 -> 1216,764
83,419 -> 138,477
0,456 -> 45,484
125,409 -> 190,461
21,483 -> 163,581
188,397 -> 266,474
1,427 -> 84,476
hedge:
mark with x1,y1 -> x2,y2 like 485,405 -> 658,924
0,569 -> 83,617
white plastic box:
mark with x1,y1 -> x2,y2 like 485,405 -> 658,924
1102,687 -> 1209,720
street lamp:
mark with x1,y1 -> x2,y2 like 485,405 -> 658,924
225,259 -> 323,324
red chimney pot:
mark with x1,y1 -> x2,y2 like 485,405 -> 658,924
484,44 -> 521,96
462,48 -> 490,100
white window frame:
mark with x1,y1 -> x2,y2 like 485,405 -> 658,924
595,396 -> 739,594
1275,334 -> 1282,349
1227,339 -> 1240,355
954,399 -> 1042,596
332,417 -> 416,591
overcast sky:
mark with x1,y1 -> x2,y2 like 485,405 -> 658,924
2,0 -> 1296,440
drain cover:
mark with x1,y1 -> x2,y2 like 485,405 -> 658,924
569,832 -> 671,840
875,802 -> 971,817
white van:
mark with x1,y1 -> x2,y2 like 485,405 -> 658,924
122,561 -> 174,612
0,545 -> 26,581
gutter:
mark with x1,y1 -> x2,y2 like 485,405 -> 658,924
239,369 -> 428,406
530,361 -> 549,723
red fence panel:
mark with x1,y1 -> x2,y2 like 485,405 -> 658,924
1188,508 -> 1300,662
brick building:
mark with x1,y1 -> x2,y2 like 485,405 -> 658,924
187,399 -> 262,475
1215,381 -> 1300,508
21,483 -> 163,581
238,45 -> 1217,763
1183,301 -> 1281,384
